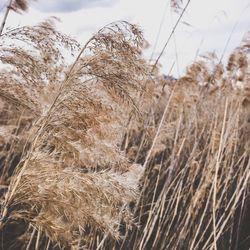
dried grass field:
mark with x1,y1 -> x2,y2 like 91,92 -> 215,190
0,1 -> 250,249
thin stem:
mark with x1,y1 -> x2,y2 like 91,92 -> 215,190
151,0 -> 191,73
0,0 -> 13,35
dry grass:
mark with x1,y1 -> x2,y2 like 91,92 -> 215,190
0,20 -> 148,249
0,14 -> 249,250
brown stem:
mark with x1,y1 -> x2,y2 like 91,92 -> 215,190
0,0 -> 14,36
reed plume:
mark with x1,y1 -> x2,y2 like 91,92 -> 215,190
0,20 -> 148,249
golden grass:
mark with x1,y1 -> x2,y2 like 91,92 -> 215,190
0,16 -> 249,250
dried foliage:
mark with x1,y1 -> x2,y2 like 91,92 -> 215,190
0,20 -> 148,249
11,0 -> 29,12
171,0 -> 183,12
0,13 -> 250,250
117,35 -> 250,250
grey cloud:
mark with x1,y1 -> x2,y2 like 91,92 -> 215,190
31,0 -> 118,13
0,0 -> 8,11
0,0 -> 117,13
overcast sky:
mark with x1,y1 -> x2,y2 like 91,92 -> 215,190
0,0 -> 249,76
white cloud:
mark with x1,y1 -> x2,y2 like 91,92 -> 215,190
0,0 -> 249,76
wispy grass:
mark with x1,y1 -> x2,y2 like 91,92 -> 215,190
0,10 -> 249,250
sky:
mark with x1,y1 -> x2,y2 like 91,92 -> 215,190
0,0 -> 249,76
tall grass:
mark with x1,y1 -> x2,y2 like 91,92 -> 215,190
0,13 -> 249,250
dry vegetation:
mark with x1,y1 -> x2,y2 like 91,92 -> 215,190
0,2 -> 250,250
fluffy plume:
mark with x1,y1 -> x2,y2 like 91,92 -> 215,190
0,20 -> 148,249
11,0 -> 29,12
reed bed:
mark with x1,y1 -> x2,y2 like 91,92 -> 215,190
0,12 -> 249,250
